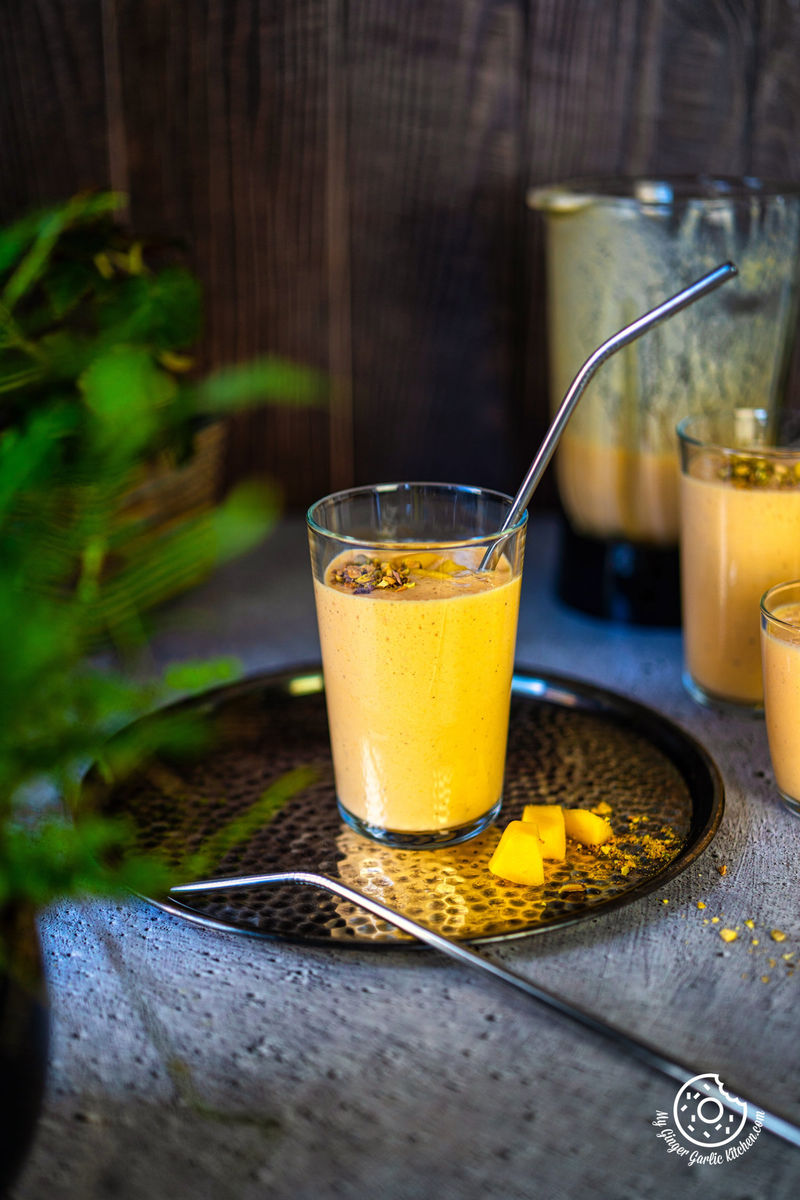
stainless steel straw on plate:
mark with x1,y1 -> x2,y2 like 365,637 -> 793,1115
171,868 -> 800,1150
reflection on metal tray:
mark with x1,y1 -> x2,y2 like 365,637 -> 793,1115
86,666 -> 724,947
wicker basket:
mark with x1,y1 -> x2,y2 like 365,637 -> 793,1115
99,420 -> 228,623
115,420 -> 225,534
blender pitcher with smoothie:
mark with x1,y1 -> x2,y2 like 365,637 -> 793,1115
530,177 -> 800,624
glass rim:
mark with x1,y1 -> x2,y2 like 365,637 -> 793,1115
306,480 -> 528,549
528,174 -> 800,213
761,579 -> 800,628
676,408 -> 800,457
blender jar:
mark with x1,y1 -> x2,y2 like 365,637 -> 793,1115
529,177 -> 800,624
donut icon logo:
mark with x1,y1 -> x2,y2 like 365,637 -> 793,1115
672,1073 -> 748,1148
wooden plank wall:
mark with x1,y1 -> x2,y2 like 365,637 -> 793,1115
2,0 -> 800,511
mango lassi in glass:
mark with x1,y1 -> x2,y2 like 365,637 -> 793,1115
678,411 -> 800,711
761,580 -> 800,815
307,483 -> 526,847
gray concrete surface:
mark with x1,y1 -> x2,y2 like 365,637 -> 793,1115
11,515 -> 800,1199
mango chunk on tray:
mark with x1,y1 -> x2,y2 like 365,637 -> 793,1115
521,803 -> 566,860
563,808 -> 613,846
488,805 -> 614,886
488,820 -> 544,886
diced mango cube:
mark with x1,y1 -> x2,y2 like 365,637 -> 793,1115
488,821 -> 545,886
563,808 -> 613,846
521,804 -> 566,860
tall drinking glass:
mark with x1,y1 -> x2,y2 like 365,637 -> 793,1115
678,409 -> 800,711
307,483 -> 527,848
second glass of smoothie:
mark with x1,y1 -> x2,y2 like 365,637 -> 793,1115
678,409 -> 800,711
307,483 -> 527,848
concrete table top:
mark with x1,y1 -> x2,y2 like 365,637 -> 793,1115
11,515 -> 800,1199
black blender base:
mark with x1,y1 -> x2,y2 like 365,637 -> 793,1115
555,520 -> 682,627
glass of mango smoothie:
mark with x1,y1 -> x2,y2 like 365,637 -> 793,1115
761,580 -> 800,815
678,410 -> 800,711
307,483 -> 527,848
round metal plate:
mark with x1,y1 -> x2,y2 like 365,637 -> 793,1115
86,665 -> 724,947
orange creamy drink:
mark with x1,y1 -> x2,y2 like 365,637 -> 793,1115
678,412 -> 800,709
315,549 -> 520,836
761,583 -> 800,815
557,433 -> 679,543
307,483 -> 526,847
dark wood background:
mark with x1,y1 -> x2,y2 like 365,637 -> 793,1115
2,0 -> 800,511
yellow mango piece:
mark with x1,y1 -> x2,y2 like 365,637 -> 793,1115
521,804 -> 566,860
488,821 -> 545,886
398,552 -> 464,577
563,808 -> 613,846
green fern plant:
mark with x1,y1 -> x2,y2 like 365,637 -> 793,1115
0,192 -> 322,913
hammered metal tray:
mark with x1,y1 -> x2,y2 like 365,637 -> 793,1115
86,665 -> 723,947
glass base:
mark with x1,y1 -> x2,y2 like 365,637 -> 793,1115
337,797 -> 501,849
681,669 -> 763,716
777,788 -> 800,817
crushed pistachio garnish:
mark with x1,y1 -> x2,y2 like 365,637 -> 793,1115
641,833 -> 674,859
723,454 -> 800,489
566,811 -> 681,890
329,553 -> 475,594
330,555 -> 415,593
